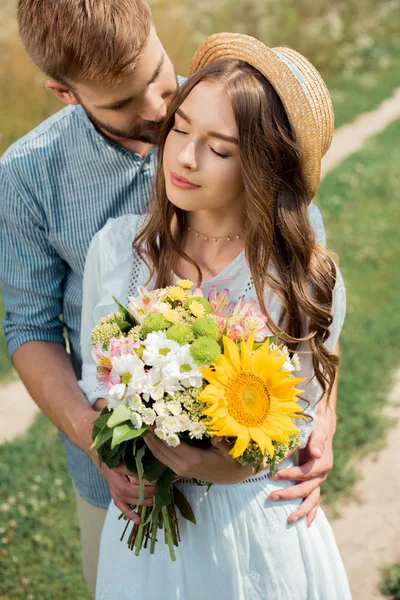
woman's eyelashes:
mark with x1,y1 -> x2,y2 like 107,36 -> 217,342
171,127 -> 230,159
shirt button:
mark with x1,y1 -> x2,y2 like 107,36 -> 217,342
142,163 -> 150,172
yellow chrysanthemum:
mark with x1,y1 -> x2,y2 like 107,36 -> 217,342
167,286 -> 186,301
199,333 -> 305,458
189,300 -> 205,318
176,279 -> 195,290
162,309 -> 180,324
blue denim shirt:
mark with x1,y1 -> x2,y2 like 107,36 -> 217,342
0,100 -> 327,509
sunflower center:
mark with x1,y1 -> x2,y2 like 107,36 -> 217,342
227,372 -> 271,427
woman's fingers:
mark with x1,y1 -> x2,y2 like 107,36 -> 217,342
287,488 -> 320,525
306,504 -> 319,528
111,496 -> 141,523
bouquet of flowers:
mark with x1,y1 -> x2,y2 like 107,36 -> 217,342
90,280 -> 305,560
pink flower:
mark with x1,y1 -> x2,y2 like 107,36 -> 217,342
207,286 -> 236,317
109,337 -> 135,358
92,343 -> 111,370
242,314 -> 268,341
226,319 -> 245,342
97,367 -> 121,389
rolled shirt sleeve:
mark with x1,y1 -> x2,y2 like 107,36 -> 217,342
0,164 -> 67,358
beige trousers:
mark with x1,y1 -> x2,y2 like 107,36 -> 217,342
74,487 -> 108,599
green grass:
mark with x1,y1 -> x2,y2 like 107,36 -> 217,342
381,563 -> 400,599
317,118 -> 400,502
328,42 -> 400,128
0,415 -> 90,600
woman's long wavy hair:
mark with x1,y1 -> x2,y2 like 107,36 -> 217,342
134,59 -> 339,402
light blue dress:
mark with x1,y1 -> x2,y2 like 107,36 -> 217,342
79,215 -> 351,600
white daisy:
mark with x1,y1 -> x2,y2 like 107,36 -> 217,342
153,400 -> 169,417
110,353 -> 147,397
142,368 -> 182,402
176,414 -> 191,431
291,354 -> 302,371
142,408 -> 157,425
155,428 -> 167,441
142,331 -> 180,368
166,400 -> 182,416
164,415 -> 181,434
127,393 -> 144,412
189,422 -> 207,440
165,345 -> 203,388
166,433 -> 180,447
130,412 -> 143,430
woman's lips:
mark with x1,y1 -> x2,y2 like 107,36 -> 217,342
170,171 -> 201,190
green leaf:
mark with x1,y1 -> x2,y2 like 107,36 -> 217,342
91,408 -> 111,439
104,444 -> 125,469
144,458 -> 168,482
114,315 -> 132,333
173,487 -> 196,524
267,332 -> 283,344
112,295 -> 137,326
135,445 -> 146,507
111,423 -> 147,450
107,404 -> 131,428
152,469 -> 174,514
91,424 -> 113,451
123,440 -> 138,473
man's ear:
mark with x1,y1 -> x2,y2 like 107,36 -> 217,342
45,80 -> 80,105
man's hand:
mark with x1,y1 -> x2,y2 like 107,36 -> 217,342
269,340 -> 339,527
144,432 -> 255,484
269,416 -> 334,527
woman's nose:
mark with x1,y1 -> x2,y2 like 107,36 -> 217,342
176,141 -> 197,170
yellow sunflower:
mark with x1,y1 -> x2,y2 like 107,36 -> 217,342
199,333 -> 305,458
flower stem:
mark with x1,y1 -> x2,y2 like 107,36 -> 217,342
134,506 -> 148,556
162,505 -> 176,561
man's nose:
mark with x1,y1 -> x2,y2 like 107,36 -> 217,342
141,89 -> 168,122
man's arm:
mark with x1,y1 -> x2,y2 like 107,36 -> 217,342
0,165 -> 143,521
13,341 -> 95,450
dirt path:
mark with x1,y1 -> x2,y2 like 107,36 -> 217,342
322,87 -> 400,175
0,377 -> 40,443
329,369 -> 400,599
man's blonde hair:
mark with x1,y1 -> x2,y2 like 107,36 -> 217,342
18,0 -> 153,86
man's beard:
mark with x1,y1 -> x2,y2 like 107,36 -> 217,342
82,104 -> 164,144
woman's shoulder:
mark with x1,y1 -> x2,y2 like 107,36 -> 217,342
86,214 -> 146,279
97,214 -> 145,245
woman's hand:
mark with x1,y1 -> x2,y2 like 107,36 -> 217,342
93,397 -> 108,412
144,432 -> 255,484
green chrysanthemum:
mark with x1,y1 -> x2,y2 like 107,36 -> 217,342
166,324 -> 195,345
142,313 -> 171,336
192,317 -> 219,340
190,337 -> 221,365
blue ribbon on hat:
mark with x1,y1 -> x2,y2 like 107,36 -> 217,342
272,50 -> 310,100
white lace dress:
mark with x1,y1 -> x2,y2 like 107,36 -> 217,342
79,214 -> 351,600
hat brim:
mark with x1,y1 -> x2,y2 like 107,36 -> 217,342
189,33 -> 321,202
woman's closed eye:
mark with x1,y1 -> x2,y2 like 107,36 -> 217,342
171,128 -> 230,159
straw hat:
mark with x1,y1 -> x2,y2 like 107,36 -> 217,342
189,33 -> 334,202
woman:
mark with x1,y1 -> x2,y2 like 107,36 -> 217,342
80,34 -> 351,599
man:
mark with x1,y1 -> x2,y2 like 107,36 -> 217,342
0,1 -> 338,596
